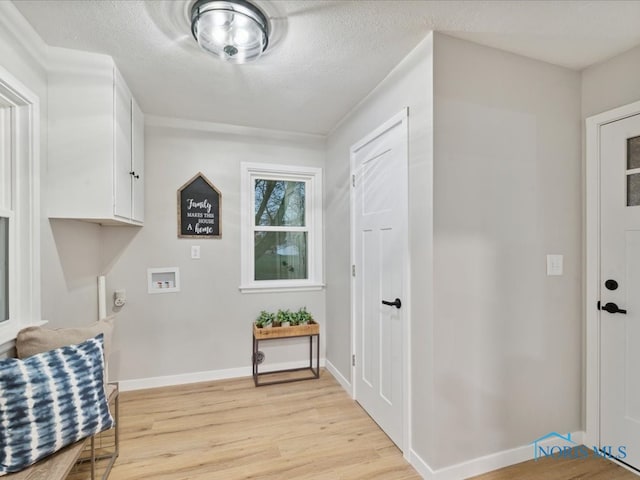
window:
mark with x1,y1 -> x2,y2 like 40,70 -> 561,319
241,163 -> 323,292
627,135 -> 640,206
0,66 -> 41,347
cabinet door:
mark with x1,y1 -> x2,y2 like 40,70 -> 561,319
114,69 -> 132,220
131,98 -> 144,223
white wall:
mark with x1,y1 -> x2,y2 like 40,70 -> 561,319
431,33 -> 582,468
325,31 -> 583,473
0,3 -> 102,335
103,121 -> 327,382
582,44 -> 640,119
326,33 -> 435,461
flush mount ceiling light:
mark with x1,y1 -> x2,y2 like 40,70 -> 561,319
190,0 -> 270,64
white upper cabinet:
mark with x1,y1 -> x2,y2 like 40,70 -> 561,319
48,49 -> 144,225
131,100 -> 145,222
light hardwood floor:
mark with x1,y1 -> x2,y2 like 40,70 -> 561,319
69,370 -> 638,480
75,370 -> 421,480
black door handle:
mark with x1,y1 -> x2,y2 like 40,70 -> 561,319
382,298 -> 402,309
601,302 -> 627,314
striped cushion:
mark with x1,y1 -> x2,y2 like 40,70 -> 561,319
0,334 -> 114,476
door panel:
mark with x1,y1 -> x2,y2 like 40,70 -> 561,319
626,232 -> 640,421
353,111 -> 407,449
362,228 -> 377,388
132,98 -> 145,222
114,69 -> 132,219
380,226 -> 400,405
600,113 -> 640,470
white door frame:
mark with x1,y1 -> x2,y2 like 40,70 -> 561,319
349,108 -> 411,457
585,99 -> 640,449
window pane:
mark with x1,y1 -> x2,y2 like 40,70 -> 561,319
254,179 -> 305,226
628,173 -> 640,207
254,231 -> 307,280
0,217 -> 7,322
628,136 -> 640,170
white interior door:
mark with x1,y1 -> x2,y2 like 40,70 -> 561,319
352,110 -> 408,449
600,113 -> 640,469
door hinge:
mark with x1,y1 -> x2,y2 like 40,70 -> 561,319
352,174 -> 355,187
352,264 -> 356,277
352,354 -> 356,367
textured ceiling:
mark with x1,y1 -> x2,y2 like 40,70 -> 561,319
12,0 -> 640,135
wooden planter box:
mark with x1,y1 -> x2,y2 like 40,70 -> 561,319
253,320 -> 319,339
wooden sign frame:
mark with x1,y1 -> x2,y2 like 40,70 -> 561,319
177,172 -> 222,238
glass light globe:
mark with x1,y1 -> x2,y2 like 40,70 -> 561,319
191,0 -> 270,64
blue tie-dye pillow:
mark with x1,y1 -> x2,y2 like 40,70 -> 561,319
0,334 -> 114,475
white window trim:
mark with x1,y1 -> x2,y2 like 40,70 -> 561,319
0,65 -> 42,349
240,162 -> 324,293
0,210 -> 13,325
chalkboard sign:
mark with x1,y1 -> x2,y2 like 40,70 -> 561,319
177,173 -> 221,238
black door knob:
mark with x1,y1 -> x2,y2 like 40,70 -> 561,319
381,298 -> 402,309
602,302 -> 627,314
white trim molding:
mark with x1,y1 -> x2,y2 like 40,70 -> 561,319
409,431 -> 586,480
118,358 -> 326,392
585,99 -> 640,449
145,114 -> 326,147
325,359 -> 352,395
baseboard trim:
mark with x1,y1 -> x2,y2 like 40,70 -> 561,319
409,431 -> 586,480
119,358 -> 326,392
408,449 -> 435,479
325,359 -> 352,395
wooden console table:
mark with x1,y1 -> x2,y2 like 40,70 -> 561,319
252,322 -> 320,386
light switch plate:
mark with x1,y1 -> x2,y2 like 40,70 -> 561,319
191,245 -> 201,259
547,254 -> 563,276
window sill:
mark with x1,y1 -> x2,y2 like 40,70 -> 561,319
239,283 -> 325,294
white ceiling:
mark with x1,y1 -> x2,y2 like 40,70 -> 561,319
12,0 -> 640,135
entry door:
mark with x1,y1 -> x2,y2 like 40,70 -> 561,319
352,110 -> 408,449
600,113 -> 640,469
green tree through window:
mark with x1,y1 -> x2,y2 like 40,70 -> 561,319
254,179 -> 307,280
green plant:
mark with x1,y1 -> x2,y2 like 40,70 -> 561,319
295,307 -> 313,325
276,309 -> 293,326
255,310 -> 275,328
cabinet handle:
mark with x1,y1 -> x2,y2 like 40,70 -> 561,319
129,171 -> 140,179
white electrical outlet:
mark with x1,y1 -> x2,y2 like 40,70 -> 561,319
546,254 -> 563,276
191,245 -> 201,259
